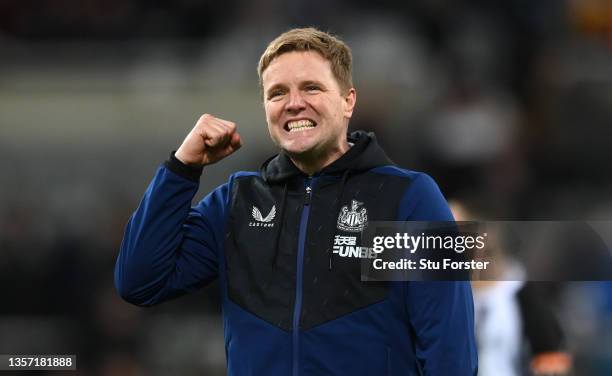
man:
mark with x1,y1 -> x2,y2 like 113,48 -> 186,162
115,27 -> 478,375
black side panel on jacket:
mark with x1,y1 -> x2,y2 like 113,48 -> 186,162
226,176 -> 302,331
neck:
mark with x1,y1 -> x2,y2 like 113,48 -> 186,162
289,140 -> 350,175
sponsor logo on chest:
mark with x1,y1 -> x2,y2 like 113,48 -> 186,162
249,205 -> 276,227
332,235 -> 377,259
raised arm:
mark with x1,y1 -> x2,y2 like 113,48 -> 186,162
114,114 -> 241,306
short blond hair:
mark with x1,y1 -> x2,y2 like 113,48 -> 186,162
258,27 -> 353,94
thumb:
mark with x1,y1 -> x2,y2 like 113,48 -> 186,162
230,132 -> 242,150
222,133 -> 242,156
204,131 -> 228,148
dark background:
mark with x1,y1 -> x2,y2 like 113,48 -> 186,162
1,0 -> 612,374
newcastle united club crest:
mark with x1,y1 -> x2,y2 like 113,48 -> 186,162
337,200 -> 368,232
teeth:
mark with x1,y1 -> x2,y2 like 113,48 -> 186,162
287,119 -> 315,132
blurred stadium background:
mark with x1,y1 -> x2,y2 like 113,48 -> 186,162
1,0 -> 612,375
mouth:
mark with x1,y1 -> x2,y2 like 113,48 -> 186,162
284,119 -> 317,133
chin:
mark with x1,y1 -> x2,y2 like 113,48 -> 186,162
279,137 -> 317,155
282,145 -> 314,158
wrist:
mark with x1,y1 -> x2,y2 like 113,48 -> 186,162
174,149 -> 204,167
164,151 -> 204,182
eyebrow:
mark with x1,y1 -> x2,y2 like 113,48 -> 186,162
265,83 -> 287,94
301,80 -> 325,88
266,80 -> 326,93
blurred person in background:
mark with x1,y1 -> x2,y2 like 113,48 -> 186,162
114,27 -> 477,375
450,198 -> 571,376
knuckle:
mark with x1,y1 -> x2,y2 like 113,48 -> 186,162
199,113 -> 214,123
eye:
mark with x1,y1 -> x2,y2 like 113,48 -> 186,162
305,85 -> 321,92
267,89 -> 285,100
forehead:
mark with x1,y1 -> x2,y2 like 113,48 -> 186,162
262,50 -> 336,88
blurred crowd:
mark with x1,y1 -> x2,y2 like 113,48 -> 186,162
1,0 -> 612,375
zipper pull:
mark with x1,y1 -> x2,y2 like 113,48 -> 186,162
304,179 -> 312,206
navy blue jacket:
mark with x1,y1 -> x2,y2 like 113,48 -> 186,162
115,131 -> 478,375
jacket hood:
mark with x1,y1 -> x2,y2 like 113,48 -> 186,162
260,130 -> 393,183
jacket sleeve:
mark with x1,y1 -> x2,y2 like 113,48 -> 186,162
114,160 -> 230,307
400,173 -> 478,375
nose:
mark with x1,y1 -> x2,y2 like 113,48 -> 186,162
285,91 -> 306,113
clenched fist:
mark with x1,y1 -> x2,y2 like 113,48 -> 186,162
175,114 -> 242,167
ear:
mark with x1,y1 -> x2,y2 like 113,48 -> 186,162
343,88 -> 357,119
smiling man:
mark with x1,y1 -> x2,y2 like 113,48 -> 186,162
262,48 -> 355,174
115,28 -> 478,375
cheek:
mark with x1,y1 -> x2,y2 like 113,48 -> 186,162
319,97 -> 341,117
322,100 -> 342,123
265,103 -> 281,123
266,117 -> 280,145
264,105 -> 281,140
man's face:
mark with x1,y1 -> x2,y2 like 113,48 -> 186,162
262,51 -> 356,162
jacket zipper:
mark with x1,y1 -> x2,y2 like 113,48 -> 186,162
292,177 -> 313,376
